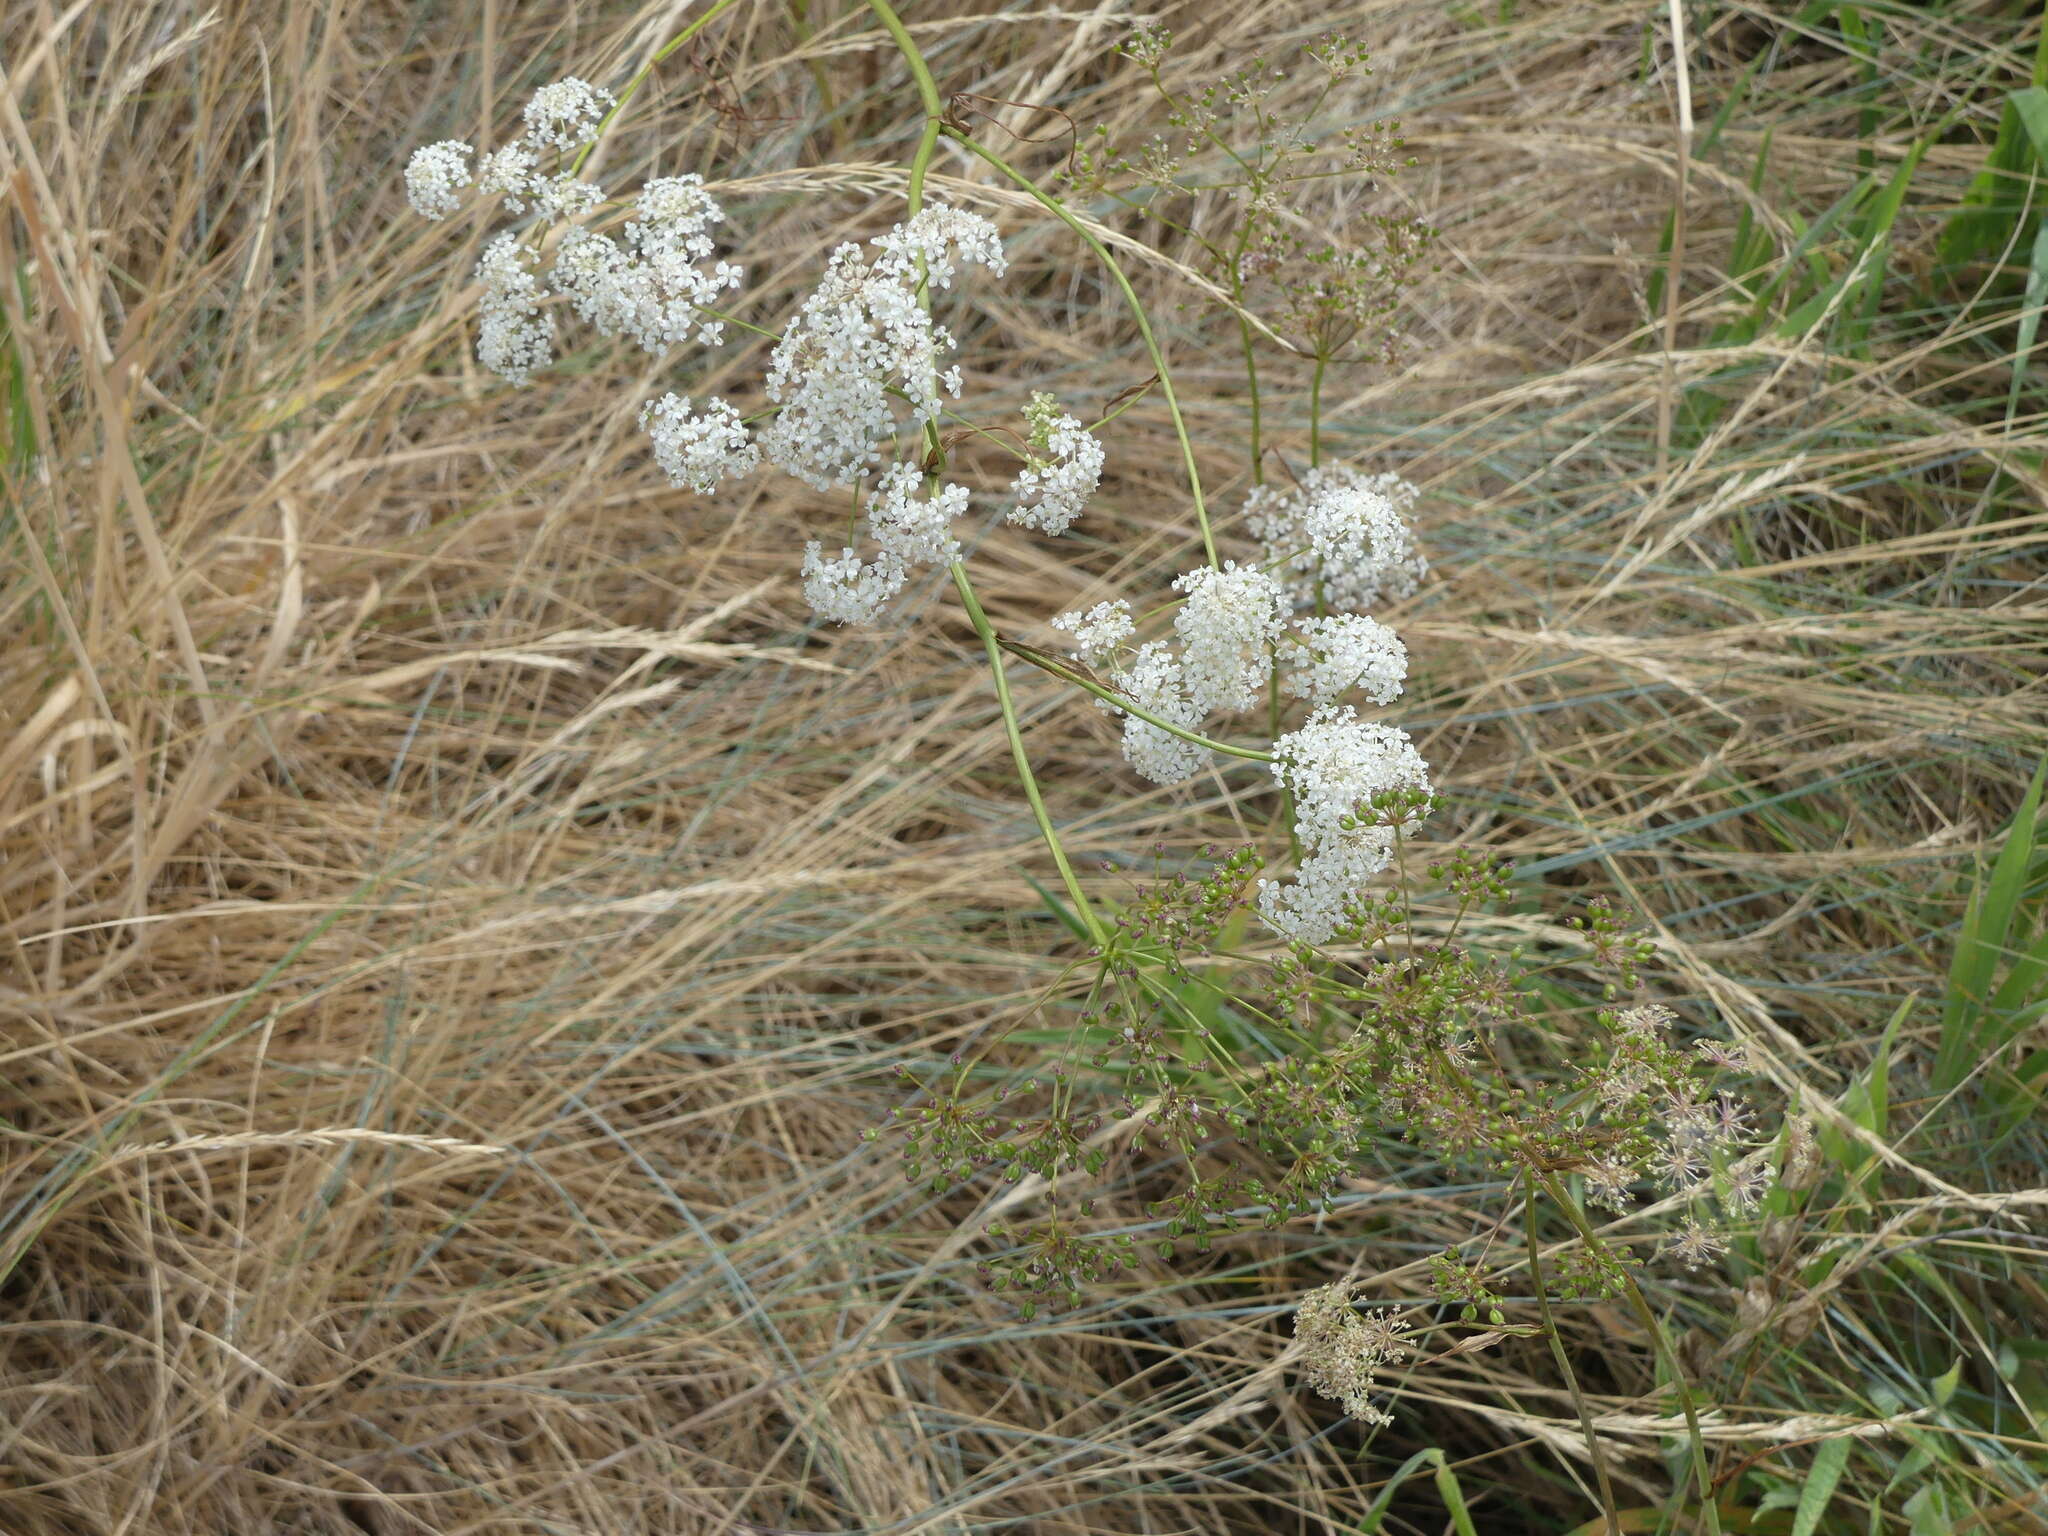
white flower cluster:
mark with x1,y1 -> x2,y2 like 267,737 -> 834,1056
1260,705 -> 1433,943
405,81 -> 742,384
550,175 -> 742,355
761,203 -> 1007,490
801,461 -> 970,626
640,394 -> 758,494
475,234 -> 554,387
1281,614 -> 1407,707
1293,1280 -> 1411,1428
522,78 -> 613,150
1051,599 -> 1206,781
404,141 -> 473,220
1044,563 -> 1285,786
1243,464 -> 1427,615
1110,641 -> 1210,784
1049,599 -> 1134,670
1008,392 -> 1104,536
1173,562 -> 1288,714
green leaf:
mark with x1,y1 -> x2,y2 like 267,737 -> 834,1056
1934,758 -> 2048,1094
1792,1437 -> 1850,1536
1931,1356 -> 1964,1410
1356,1448 -> 1445,1533
1022,871 -> 1090,941
2007,219 -> 2048,425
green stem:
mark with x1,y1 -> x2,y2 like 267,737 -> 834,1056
948,131 -> 1218,568
953,566 -> 1105,944
1524,1182 -> 1623,1534
1309,351 -> 1327,469
1540,1173 -> 1723,1536
865,0 -> 1102,949
997,639 -> 1275,763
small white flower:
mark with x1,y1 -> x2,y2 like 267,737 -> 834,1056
866,461 -> 969,568
873,202 -> 1009,288
1258,706 -> 1432,941
1008,392 -> 1103,536
405,141 -> 472,219
522,78 -> 615,152
801,543 -> 908,626
1172,561 -> 1287,715
1255,838 -> 1391,945
1584,1157 -> 1638,1214
762,208 -> 1004,490
1105,640 -> 1207,784
640,394 -> 758,494
1050,599 -> 1134,670
527,173 -> 605,220
547,178 -> 741,357
1282,614 -> 1407,707
1243,464 -> 1426,615
476,141 -> 540,209
474,233 -> 554,385
1667,1218 -> 1727,1271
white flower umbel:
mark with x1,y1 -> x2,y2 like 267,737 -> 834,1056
623,175 -> 743,345
1243,464 -> 1427,615
522,78 -> 615,152
1008,393 -> 1103,536
801,544 -> 908,627
476,141 -> 541,209
475,233 -> 554,386
872,202 -> 1010,289
1050,599 -> 1135,671
548,179 -> 741,357
1258,705 -> 1433,942
1282,614 -> 1408,707
866,461 -> 969,567
405,141 -> 473,219
1172,561 -> 1288,715
1258,839 -> 1397,945
1106,640 -> 1209,784
761,205 -> 1006,490
527,173 -> 605,221
640,394 -> 759,494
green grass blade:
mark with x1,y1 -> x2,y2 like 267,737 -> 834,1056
1934,758 -> 2048,1093
1792,1435 -> 1851,1536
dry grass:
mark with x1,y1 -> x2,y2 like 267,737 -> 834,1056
2,0 -> 2045,1531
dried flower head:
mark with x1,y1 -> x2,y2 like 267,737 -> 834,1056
1294,1280 -> 1411,1426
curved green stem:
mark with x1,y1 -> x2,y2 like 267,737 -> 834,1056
997,639 -> 1274,764
1524,1182 -> 1623,1533
863,0 -> 1102,948
947,131 -> 1218,568
1540,1172 -> 1723,1536
953,567 -> 1105,944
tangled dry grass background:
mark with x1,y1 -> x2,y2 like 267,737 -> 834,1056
2,0 -> 2045,1531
